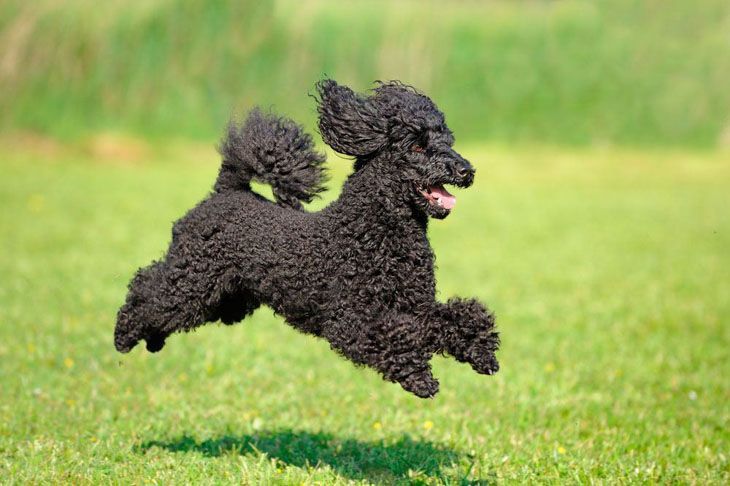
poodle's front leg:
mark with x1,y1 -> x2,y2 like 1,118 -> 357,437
374,313 -> 441,398
325,313 -> 440,398
431,298 -> 500,375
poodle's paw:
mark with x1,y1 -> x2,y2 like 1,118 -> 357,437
114,334 -> 139,354
145,332 -> 167,353
399,370 -> 440,398
115,342 -> 135,354
467,346 -> 500,376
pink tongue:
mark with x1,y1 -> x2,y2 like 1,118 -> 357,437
430,185 -> 456,209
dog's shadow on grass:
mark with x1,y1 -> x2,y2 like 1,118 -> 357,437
136,429 -> 486,483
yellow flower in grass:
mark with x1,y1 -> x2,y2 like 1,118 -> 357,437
423,420 -> 434,431
64,357 -> 74,369
372,421 -> 382,430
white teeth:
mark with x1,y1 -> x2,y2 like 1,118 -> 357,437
436,197 -> 443,207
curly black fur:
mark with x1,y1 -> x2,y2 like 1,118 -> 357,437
114,79 -> 500,398
216,108 -> 327,209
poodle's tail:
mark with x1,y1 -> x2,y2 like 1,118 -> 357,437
215,108 -> 327,209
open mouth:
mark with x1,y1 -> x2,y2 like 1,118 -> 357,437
421,184 -> 456,210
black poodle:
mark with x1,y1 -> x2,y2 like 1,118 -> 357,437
114,79 -> 499,398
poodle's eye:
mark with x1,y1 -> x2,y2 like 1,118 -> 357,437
411,143 -> 425,153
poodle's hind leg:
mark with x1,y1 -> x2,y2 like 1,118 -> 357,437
139,286 -> 260,353
326,313 -> 439,398
115,263 -> 259,353
115,260 -> 206,353
115,261 -> 176,353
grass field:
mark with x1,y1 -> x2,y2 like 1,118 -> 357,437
1,140 -> 728,483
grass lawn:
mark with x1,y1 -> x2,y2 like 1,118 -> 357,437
1,141 -> 728,483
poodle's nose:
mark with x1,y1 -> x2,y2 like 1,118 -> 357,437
454,159 -> 474,178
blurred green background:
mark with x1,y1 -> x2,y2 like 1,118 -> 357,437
2,0 -> 729,146
1,0 -> 729,483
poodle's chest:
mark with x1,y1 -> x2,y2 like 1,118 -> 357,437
325,237 -> 436,303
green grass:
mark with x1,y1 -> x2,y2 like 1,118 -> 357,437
1,141 -> 728,483
2,0 -> 730,146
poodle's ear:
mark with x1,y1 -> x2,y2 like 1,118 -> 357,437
315,79 -> 387,157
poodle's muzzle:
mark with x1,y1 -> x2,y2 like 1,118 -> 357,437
418,148 -> 475,219
447,149 -> 475,188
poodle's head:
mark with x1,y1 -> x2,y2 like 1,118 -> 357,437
316,79 -> 474,219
